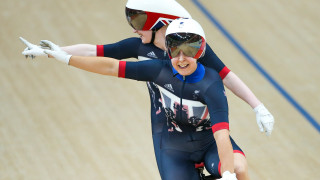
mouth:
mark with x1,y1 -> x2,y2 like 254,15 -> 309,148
178,64 -> 189,69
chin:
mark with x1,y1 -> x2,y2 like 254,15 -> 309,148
141,38 -> 149,44
177,71 -> 191,76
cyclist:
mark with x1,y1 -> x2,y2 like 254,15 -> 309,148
21,0 -> 273,179
21,18 -> 250,180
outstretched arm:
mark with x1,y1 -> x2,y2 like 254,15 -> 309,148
25,39 -> 120,77
20,37 -> 97,58
61,44 -> 97,56
69,56 -> 119,76
20,39 -> 160,80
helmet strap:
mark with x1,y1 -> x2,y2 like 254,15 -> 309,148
150,29 -> 157,44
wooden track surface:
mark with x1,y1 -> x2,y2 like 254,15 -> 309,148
1,0 -> 319,179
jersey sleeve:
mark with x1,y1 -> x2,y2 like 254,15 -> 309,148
96,37 -> 141,59
198,43 -> 231,79
203,81 -> 229,134
118,60 -> 164,82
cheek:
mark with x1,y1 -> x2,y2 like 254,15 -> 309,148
191,64 -> 197,72
171,59 -> 179,67
188,59 -> 198,71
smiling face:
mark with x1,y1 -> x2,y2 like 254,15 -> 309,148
171,51 -> 198,76
133,29 -> 152,44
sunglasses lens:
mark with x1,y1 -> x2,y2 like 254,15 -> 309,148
166,33 -> 204,58
125,7 -> 147,30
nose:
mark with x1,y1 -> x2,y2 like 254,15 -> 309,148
133,29 -> 138,33
178,51 -> 185,61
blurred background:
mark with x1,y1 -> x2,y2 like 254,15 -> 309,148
1,0 -> 319,179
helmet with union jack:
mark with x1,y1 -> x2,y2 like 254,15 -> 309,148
125,0 -> 192,31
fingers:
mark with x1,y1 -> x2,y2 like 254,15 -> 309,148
258,124 -> 264,133
256,117 -> 264,133
20,37 -> 51,59
261,115 -> 274,136
265,121 -> 274,136
40,40 -> 59,50
259,126 -> 264,133
254,104 -> 275,136
19,37 -> 35,48
23,54 -> 35,59
266,129 -> 272,136
40,41 -> 50,49
22,49 -> 36,59
20,37 -> 38,59
23,47 -> 31,59
40,40 -> 50,48
265,127 -> 272,136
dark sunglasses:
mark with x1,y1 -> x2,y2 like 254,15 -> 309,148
125,7 -> 148,30
166,33 -> 206,59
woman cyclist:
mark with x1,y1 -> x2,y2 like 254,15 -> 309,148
21,18 -> 251,180
20,0 -> 273,179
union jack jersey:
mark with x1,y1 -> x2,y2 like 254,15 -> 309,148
118,60 -> 229,134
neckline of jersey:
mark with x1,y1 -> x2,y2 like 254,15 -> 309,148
171,62 -> 205,83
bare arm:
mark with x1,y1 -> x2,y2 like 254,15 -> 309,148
223,71 -> 261,108
69,56 -> 119,77
61,44 -> 97,56
223,71 -> 274,135
214,129 -> 234,174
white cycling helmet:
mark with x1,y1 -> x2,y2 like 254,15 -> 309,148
125,0 -> 192,31
165,18 -> 206,59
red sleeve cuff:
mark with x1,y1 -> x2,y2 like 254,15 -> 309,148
97,45 -> 104,57
211,122 -> 229,133
118,61 -> 126,78
219,66 -> 230,80
234,150 -> 246,157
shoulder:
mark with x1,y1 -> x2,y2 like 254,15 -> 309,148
197,43 -> 228,74
128,59 -> 170,68
198,43 -> 216,61
118,37 -> 142,45
204,66 -> 221,81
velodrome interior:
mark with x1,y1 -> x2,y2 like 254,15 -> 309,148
1,0 -> 320,179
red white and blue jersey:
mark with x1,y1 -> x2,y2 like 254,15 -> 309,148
118,60 -> 229,134
97,38 -> 230,134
